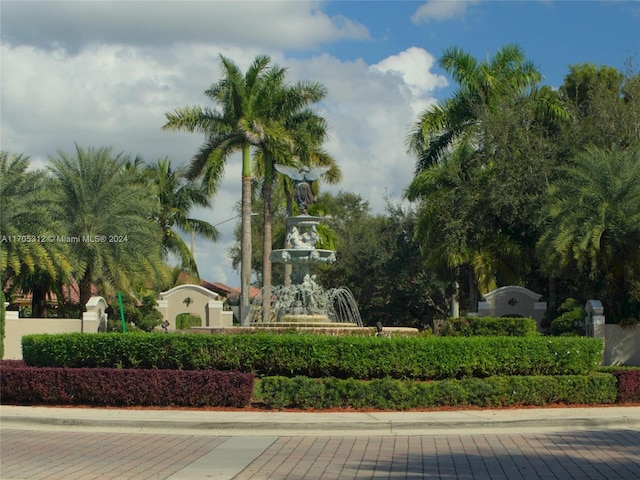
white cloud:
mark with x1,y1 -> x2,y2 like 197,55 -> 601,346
372,47 -> 448,116
1,11 -> 447,287
411,0 -> 478,24
1,1 -> 370,53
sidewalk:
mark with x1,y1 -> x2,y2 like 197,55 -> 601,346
2,405 -> 639,436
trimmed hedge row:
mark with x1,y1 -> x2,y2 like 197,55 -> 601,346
22,333 -> 603,379
0,364 -> 253,407
612,370 -> 640,403
436,317 -> 538,337
257,374 -> 618,410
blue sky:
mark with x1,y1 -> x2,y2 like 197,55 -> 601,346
2,1 -> 639,288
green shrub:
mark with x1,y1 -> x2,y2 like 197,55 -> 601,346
22,333 -> 604,379
258,374 -> 617,410
435,317 -> 538,336
106,293 -> 163,332
176,313 -> 202,330
550,298 -> 585,336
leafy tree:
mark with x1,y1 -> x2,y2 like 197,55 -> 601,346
538,145 -> 640,322
164,54 -> 285,321
315,193 -> 449,328
406,44 -> 554,172
406,45 -> 567,310
558,62 -> 640,155
144,158 -> 219,277
47,145 -> 167,311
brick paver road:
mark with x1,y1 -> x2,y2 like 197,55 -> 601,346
2,428 -> 639,480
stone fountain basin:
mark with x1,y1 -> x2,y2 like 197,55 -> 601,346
270,248 -> 336,264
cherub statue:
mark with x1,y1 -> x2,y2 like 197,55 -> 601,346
274,164 -> 331,214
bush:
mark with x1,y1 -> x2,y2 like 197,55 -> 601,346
176,313 -> 202,330
612,370 -> 640,403
434,317 -> 538,337
0,363 -> 253,407
106,293 -> 163,332
550,298 -> 585,336
22,333 -> 604,379
257,374 -> 617,410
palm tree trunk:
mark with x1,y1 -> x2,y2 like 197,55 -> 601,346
240,143 -> 252,325
262,175 -> 273,323
468,267 -> 479,313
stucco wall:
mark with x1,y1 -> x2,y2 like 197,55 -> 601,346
3,317 -> 98,360
604,325 -> 640,366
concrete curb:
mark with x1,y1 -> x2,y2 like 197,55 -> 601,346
2,406 -> 639,436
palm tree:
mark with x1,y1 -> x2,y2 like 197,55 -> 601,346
537,145 -> 640,321
144,158 -> 219,277
164,54 -> 286,323
406,44 -> 551,173
1,152 -> 71,309
47,145 -> 167,315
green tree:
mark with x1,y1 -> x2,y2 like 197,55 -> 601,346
405,45 -> 567,309
164,55 -> 284,322
47,145 -> 167,313
558,62 -> 640,155
315,193 -> 449,328
538,145 -> 640,322
406,44 -> 552,172
144,158 -> 219,277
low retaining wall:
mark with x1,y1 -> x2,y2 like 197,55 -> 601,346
3,315 -> 98,360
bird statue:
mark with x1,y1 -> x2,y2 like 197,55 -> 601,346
274,164 -> 331,214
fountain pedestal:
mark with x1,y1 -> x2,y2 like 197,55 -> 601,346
248,214 -> 363,327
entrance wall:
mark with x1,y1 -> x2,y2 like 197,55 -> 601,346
156,284 -> 232,330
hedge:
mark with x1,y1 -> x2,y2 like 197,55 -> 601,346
257,374 -> 618,410
436,317 -> 538,336
0,364 -> 253,407
22,333 -> 603,379
612,370 -> 640,403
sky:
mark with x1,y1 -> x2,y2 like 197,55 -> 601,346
2,0 -> 639,289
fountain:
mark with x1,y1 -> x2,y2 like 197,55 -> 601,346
246,165 -> 363,328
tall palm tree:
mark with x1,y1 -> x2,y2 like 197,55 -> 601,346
1,152 -> 71,304
47,145 -> 167,314
144,158 -> 219,277
0,152 -> 70,317
406,44 -> 550,173
164,54 -> 286,323
538,145 -> 640,320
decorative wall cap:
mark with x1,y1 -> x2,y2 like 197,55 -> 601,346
585,299 -> 604,316
160,284 -> 219,300
482,286 -> 542,302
